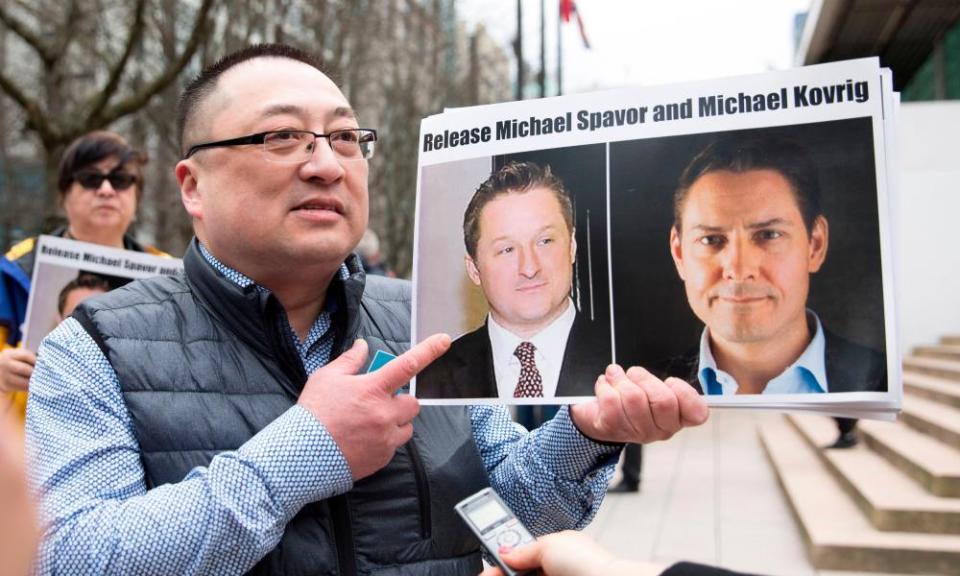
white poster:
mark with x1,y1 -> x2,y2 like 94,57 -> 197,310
22,236 -> 183,351
411,58 -> 899,419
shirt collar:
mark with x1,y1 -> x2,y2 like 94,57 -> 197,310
487,298 -> 576,397
198,241 -> 259,289
196,240 -> 350,345
793,312 -> 828,392
197,240 -> 350,291
697,310 -> 828,395
488,299 -> 575,355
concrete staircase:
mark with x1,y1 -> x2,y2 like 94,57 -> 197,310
760,335 -> 960,574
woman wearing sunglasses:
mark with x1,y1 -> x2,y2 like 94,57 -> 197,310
0,131 -> 169,422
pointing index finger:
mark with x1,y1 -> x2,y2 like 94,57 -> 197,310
371,333 -> 451,394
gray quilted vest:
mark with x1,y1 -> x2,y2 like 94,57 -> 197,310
73,241 -> 489,575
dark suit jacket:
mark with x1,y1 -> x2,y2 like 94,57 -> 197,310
657,329 -> 887,395
416,312 -> 612,399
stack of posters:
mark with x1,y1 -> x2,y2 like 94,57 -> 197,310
22,236 -> 183,351
411,58 -> 900,421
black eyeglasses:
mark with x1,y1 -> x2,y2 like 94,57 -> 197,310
74,170 -> 138,191
183,128 -> 377,162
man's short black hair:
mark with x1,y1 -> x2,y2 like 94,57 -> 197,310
177,43 -> 326,157
673,135 -> 823,235
58,273 -> 111,317
463,161 -> 573,259
58,131 -> 146,199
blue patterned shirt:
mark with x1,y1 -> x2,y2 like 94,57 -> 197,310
26,245 -> 618,575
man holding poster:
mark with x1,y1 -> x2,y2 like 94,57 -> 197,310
416,161 -> 610,400
666,135 -> 887,396
0,131 -> 168,421
26,44 -> 707,576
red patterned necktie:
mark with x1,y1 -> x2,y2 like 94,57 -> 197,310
513,341 -> 543,398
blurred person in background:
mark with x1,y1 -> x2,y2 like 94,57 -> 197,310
356,228 -> 394,277
610,443 -> 642,493
0,131 -> 169,422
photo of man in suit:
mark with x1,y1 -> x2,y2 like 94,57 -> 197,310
665,135 -> 886,396
416,161 -> 611,400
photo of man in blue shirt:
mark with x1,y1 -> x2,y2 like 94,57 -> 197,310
666,135 -> 886,396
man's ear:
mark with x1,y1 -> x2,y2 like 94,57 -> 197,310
465,254 -> 482,287
808,215 -> 829,273
176,160 -> 203,220
569,228 -> 577,264
669,226 -> 686,281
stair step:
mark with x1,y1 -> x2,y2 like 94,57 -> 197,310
905,373 -> 960,409
902,396 -> 960,451
914,345 -> 960,362
942,335 -> 960,346
789,415 -> 960,534
859,419 -> 960,498
760,415 -> 960,574
904,356 -> 960,381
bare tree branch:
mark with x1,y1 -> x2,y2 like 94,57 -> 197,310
89,0 -> 215,129
0,2 -> 56,64
0,69 -> 56,143
51,0 -> 84,65
85,0 -> 147,122
9,0 -> 43,22
0,0 -> 511,259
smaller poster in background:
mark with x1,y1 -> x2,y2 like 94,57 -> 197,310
22,235 -> 183,351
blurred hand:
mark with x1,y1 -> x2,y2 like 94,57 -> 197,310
478,530 -> 665,576
570,365 -> 709,444
0,348 -> 36,393
298,334 -> 451,480
0,408 -> 38,576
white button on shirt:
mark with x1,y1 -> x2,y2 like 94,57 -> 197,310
487,298 -> 576,399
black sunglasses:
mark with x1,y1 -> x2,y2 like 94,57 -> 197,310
74,170 -> 138,191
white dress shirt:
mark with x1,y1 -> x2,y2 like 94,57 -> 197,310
487,298 -> 577,398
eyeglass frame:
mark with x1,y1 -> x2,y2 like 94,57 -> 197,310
182,128 -> 378,161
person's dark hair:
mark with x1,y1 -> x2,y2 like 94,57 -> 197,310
673,135 -> 823,235
57,273 -> 111,317
178,43 -> 326,157
57,131 -> 147,200
463,161 -> 574,259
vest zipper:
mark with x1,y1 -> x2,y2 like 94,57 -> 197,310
330,495 -> 357,575
270,297 -> 357,572
405,439 -> 432,539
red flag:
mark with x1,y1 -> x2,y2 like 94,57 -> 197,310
559,0 -> 591,49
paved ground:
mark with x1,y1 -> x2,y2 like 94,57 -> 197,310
586,410 -> 821,576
